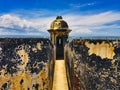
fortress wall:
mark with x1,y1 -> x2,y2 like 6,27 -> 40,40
65,39 -> 120,90
0,38 -> 54,90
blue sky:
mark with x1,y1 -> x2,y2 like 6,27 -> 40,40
0,0 -> 120,36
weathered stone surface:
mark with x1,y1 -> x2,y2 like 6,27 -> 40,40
85,41 -> 115,59
65,39 -> 120,90
0,38 -> 54,90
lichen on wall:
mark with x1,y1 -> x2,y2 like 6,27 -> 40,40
65,39 -> 120,90
17,48 -> 29,70
85,41 -> 115,59
0,38 -> 54,90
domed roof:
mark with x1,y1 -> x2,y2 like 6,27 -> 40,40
50,16 -> 69,29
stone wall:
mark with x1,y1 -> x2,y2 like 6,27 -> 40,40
65,39 -> 120,90
0,38 -> 54,90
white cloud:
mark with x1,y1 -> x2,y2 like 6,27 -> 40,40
69,2 -> 96,8
0,14 -> 33,29
0,11 -> 120,36
0,14 -> 54,35
65,11 -> 120,26
0,14 -> 51,30
63,11 -> 120,36
70,28 -> 92,35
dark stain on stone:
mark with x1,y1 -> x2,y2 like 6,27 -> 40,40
20,79 -> 24,85
1,83 -> 7,89
33,84 -> 39,90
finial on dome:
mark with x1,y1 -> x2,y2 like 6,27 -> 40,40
56,16 -> 62,19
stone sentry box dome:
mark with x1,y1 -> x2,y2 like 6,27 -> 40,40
48,16 -> 71,45
48,16 -> 72,59
50,16 -> 69,30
